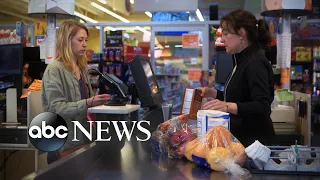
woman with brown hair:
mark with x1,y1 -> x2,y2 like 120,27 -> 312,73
41,20 -> 111,164
198,10 -> 275,146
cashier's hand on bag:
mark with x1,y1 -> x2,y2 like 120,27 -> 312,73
86,94 -> 111,107
196,87 -> 217,98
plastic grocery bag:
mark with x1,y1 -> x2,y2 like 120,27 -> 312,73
183,126 -> 252,179
151,114 -> 197,158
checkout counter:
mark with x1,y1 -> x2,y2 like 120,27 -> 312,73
22,132 -> 320,180
1,55 -> 319,179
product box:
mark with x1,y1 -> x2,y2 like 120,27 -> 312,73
180,88 -> 202,120
16,21 -> 27,47
196,110 -> 230,138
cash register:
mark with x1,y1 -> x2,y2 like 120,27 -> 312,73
91,55 -> 168,132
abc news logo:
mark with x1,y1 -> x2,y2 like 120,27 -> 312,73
28,112 -> 151,152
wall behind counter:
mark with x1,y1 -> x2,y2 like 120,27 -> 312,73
87,27 -> 101,53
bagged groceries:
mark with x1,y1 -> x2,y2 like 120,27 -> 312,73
151,112 -> 251,179
183,126 -> 252,179
151,114 -> 197,159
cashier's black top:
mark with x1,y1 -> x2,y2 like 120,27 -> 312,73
216,42 -> 275,146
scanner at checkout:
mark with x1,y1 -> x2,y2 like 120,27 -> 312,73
94,71 -> 130,106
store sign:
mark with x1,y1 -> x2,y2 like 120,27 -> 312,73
125,46 -> 149,63
151,12 -> 190,22
295,26 -> 320,39
188,68 -> 202,81
35,36 -> 45,46
34,21 -> 47,37
182,34 -> 199,48
134,0 -> 198,12
262,0 -> 312,11
106,30 -> 123,47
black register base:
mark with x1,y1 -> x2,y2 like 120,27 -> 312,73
22,133 -> 319,180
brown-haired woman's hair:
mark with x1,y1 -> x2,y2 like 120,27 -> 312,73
220,9 -> 271,49
55,20 -> 89,72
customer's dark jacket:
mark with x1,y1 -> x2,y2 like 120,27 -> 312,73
216,42 -> 275,146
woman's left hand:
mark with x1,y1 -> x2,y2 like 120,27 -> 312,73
202,99 -> 227,112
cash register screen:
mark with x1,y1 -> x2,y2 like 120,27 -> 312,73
129,55 -> 163,107
0,44 -> 23,74
140,60 -> 159,95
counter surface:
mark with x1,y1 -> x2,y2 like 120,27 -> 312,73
23,133 -> 320,180
87,104 -> 140,114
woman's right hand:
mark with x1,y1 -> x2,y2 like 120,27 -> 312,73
196,87 -> 217,98
86,94 -> 111,107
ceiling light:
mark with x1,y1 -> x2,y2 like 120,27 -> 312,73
165,45 -> 170,48
97,0 -> 107,4
130,0 -> 134,4
136,26 -> 151,35
91,2 -> 130,23
175,45 -> 183,48
74,11 -> 98,23
145,11 -> 152,18
105,26 -> 117,31
196,9 -> 204,21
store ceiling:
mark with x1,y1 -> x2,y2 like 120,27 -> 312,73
0,0 -> 262,25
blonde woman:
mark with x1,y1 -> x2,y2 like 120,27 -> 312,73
41,20 -> 111,164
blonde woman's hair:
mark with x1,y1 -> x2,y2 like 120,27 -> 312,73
55,20 -> 89,72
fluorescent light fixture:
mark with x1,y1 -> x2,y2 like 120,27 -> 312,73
105,26 -> 117,31
175,45 -> 183,48
199,44 -> 203,46
136,26 -> 151,35
97,0 -> 107,4
145,11 -> 152,18
130,0 -> 134,4
91,2 -> 130,23
165,45 -> 170,48
74,11 -> 98,23
113,27 -> 136,31
196,9 -> 204,21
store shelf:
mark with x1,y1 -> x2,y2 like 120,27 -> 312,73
0,82 -> 14,90
155,74 -> 180,76
291,61 -> 313,65
172,103 -> 182,109
87,61 -> 100,64
0,74 -> 8,78
169,88 -> 181,92
163,96 -> 178,101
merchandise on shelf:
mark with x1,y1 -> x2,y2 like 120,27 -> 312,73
292,46 -> 312,62
0,22 -> 27,46
103,47 -> 124,63
0,81 -> 14,90
291,65 -> 303,80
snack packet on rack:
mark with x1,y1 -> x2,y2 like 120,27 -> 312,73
183,125 -> 252,179
151,115 -> 197,159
